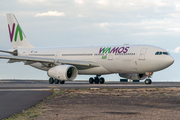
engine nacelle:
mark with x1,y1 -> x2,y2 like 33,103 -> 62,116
47,65 -> 78,81
119,73 -> 146,80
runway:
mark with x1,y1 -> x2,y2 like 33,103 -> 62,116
1,80 -> 180,90
1,80 -> 180,119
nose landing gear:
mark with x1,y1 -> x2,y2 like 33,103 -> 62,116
89,75 -> 105,84
144,72 -> 153,85
145,79 -> 152,84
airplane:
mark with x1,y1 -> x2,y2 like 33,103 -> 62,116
0,13 -> 174,85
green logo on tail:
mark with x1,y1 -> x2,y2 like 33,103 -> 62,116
15,24 -> 23,42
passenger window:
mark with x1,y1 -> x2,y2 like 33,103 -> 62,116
159,52 -> 162,55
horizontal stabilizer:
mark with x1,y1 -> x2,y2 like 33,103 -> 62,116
0,50 -> 17,56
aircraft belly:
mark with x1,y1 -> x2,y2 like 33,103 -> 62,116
78,66 -> 111,75
123,60 -> 138,73
114,54 -> 138,73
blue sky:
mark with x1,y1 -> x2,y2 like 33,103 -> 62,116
0,0 -> 179,81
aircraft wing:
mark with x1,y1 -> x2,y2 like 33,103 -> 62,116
0,54 -> 100,68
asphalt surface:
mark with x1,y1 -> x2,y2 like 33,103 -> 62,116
1,80 -> 180,89
0,80 -> 180,119
0,90 -> 53,119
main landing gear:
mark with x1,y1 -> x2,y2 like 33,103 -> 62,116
49,77 -> 65,84
89,75 -> 105,84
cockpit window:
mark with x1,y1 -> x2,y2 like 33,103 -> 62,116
155,52 -> 159,55
155,51 -> 170,55
163,52 -> 170,55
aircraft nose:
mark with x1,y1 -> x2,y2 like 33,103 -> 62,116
167,56 -> 174,66
161,56 -> 174,68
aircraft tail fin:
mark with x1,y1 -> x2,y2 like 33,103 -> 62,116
6,13 -> 34,49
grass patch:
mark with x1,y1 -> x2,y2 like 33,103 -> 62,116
156,88 -> 160,91
54,90 -> 65,94
69,95 -> 74,99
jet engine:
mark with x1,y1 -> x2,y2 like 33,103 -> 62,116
119,73 -> 146,80
47,65 -> 78,81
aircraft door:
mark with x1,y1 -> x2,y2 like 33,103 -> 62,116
105,53 -> 116,72
55,51 -> 60,59
139,48 -> 147,60
114,55 -> 124,72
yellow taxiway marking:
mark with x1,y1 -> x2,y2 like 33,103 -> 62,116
48,86 -> 59,88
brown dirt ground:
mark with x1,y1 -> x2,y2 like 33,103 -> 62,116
23,88 -> 180,120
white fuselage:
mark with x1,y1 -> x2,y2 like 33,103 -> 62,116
16,44 -> 174,75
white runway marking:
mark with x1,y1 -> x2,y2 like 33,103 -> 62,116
88,84 -> 147,86
0,89 -> 54,91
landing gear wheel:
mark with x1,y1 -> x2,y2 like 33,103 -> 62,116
60,80 -> 65,84
95,77 -> 99,84
55,79 -> 60,84
49,78 -> 54,84
99,77 -> 105,84
89,77 -> 94,84
145,79 -> 152,84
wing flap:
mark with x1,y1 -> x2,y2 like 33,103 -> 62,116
0,54 -> 99,67
24,61 -> 37,65
7,59 -> 22,63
